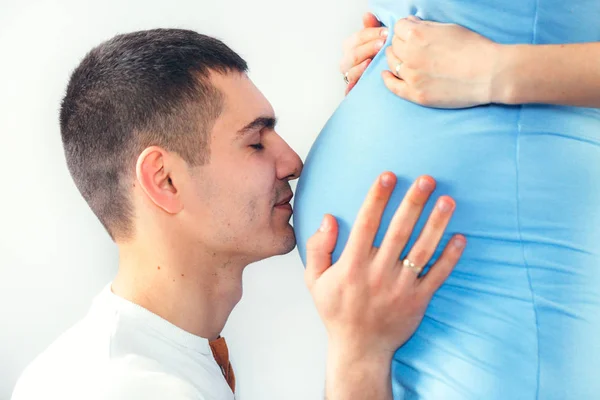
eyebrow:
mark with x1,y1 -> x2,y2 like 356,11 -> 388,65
236,116 -> 277,137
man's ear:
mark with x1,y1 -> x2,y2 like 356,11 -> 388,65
135,146 -> 183,214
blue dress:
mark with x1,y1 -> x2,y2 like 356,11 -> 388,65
293,0 -> 600,398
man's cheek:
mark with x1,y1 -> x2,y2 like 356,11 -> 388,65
245,198 -> 259,223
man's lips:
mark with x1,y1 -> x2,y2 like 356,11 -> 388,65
275,193 -> 294,207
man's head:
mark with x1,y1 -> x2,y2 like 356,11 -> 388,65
60,28 -> 302,265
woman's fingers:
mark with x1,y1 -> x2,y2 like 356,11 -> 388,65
340,29 -> 387,74
362,12 -> 382,29
344,59 -> 371,94
382,69 -> 410,100
385,46 -> 407,79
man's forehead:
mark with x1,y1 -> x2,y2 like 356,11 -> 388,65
212,72 -> 275,123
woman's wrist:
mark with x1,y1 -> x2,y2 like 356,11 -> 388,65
489,43 -> 525,105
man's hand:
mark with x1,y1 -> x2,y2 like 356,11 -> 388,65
305,172 -> 466,400
340,12 -> 388,95
383,16 -> 500,108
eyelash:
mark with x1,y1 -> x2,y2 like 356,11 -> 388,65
250,143 -> 264,150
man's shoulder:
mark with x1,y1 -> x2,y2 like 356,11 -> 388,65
11,315 -> 95,394
11,323 -> 228,400
99,364 -> 206,400
12,355 -> 208,400
99,355 -> 233,400
11,287 -> 232,400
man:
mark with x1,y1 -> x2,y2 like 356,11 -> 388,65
11,29 -> 465,400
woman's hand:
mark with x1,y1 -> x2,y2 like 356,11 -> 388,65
383,16 -> 501,108
340,13 -> 388,95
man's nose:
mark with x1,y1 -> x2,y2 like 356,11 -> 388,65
277,139 -> 303,181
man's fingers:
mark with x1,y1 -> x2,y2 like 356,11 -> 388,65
362,12 -> 382,29
376,176 -> 436,265
419,234 -> 466,294
305,214 -> 339,288
344,172 -> 397,261
400,196 -> 456,282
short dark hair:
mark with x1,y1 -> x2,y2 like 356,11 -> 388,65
59,28 -> 248,241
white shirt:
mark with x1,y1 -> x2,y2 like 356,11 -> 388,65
11,284 -> 234,400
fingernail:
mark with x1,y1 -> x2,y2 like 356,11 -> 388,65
437,199 -> 453,212
418,178 -> 434,192
381,173 -> 394,187
453,236 -> 466,249
375,40 -> 384,49
319,216 -> 330,232
381,28 -> 389,37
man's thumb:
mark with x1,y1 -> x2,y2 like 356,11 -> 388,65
305,214 -> 338,287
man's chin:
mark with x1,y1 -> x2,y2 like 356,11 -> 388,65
280,242 -> 297,255
249,226 -> 297,261
278,231 -> 297,255
271,227 -> 297,256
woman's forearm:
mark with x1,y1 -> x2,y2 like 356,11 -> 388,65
491,42 -> 600,108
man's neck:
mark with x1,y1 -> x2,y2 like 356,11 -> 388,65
111,240 -> 246,340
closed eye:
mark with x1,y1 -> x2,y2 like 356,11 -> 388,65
250,143 -> 264,150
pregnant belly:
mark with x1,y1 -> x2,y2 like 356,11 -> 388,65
293,45 -> 600,399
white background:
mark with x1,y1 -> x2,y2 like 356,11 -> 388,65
0,0 -> 369,399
